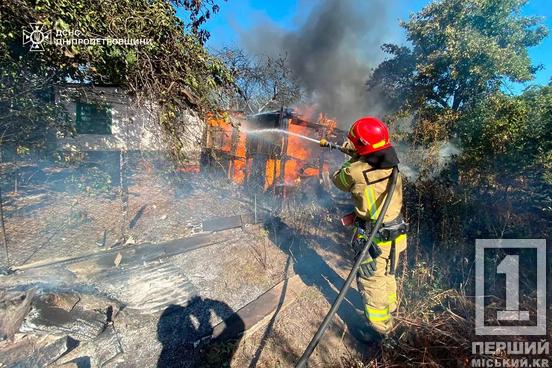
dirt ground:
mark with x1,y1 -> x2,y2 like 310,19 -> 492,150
104,218 -> 376,368
1,218 -> 377,368
1,170 -> 252,268
1,161 -> 378,367
229,216 -> 379,368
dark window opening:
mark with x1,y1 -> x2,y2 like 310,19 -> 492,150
76,101 -> 112,134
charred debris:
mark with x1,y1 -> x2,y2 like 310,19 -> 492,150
0,108 -> 349,367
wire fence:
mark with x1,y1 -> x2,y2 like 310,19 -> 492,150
0,150 -> 247,269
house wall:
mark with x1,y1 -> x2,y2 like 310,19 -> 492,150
56,86 -> 205,163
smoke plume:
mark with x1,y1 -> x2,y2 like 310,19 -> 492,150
241,0 -> 396,126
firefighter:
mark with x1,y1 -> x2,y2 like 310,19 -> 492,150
331,116 -> 408,336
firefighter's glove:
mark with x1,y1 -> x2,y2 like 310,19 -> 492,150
357,243 -> 382,279
342,139 -> 359,159
351,227 -> 367,254
358,255 -> 377,278
368,241 -> 383,259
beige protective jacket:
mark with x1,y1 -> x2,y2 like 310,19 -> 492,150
331,157 -> 403,222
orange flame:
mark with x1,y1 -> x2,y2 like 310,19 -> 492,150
206,108 -> 335,190
282,106 -> 334,184
232,131 -> 247,184
283,120 -> 313,183
319,113 -> 337,135
207,115 -> 234,152
265,159 -> 281,190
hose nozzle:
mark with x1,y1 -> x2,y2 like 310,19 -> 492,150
319,138 -> 356,156
319,138 -> 341,150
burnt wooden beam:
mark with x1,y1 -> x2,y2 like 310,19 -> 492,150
0,288 -> 36,341
206,275 -> 306,343
16,233 -> 233,272
202,213 -> 266,232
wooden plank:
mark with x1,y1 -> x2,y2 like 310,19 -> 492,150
17,233 -> 227,271
202,213 -> 266,232
202,215 -> 242,231
0,335 -> 75,367
0,289 -> 35,340
159,233 -> 225,257
208,275 -> 307,342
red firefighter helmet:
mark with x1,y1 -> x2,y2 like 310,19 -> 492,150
347,116 -> 392,156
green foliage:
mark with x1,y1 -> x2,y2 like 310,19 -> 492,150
458,86 -> 552,168
369,0 -> 548,112
367,44 -> 416,112
0,0 -> 232,155
408,86 -> 552,247
375,0 -> 551,242
0,58 -> 73,152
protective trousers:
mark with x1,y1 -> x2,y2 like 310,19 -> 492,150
357,234 -> 406,334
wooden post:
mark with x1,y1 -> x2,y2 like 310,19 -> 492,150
278,108 -> 288,207
0,187 -> 9,267
120,150 -> 128,242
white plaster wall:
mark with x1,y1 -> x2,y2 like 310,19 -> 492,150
56,86 -> 205,159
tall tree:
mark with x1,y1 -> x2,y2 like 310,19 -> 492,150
216,48 -> 303,113
368,0 -> 548,112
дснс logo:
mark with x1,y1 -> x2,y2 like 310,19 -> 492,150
22,23 -> 51,52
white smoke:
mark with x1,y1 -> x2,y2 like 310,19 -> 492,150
396,141 -> 462,181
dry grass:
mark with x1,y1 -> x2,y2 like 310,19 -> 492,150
386,288 -> 473,367
347,258 -> 552,368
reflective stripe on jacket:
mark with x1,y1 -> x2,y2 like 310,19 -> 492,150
331,157 -> 403,222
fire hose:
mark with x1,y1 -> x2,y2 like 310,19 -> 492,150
295,140 -> 399,368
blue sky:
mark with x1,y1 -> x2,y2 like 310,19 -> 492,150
194,0 -> 551,90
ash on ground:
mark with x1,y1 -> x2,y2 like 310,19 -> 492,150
1,157 -> 370,367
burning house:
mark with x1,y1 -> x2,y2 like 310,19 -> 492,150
202,108 -> 345,196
